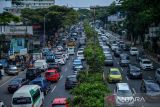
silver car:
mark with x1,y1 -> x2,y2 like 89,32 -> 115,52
5,65 -> 19,75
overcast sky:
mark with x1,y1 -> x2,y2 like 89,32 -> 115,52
55,0 -> 115,7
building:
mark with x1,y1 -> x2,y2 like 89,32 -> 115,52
0,0 -> 12,13
5,0 -> 55,15
0,25 -> 33,55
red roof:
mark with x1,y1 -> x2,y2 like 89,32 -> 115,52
47,69 -> 57,73
52,98 -> 67,104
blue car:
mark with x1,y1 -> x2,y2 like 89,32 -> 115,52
29,77 -> 51,95
73,59 -> 83,71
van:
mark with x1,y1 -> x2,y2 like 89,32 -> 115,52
34,60 -> 48,72
67,47 -> 75,55
12,85 -> 44,107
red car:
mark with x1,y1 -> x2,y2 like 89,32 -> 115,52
52,98 -> 69,107
45,69 -> 60,82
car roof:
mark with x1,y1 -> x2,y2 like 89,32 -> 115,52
15,85 -> 40,93
52,98 -> 67,104
141,59 -> 150,61
47,69 -> 57,72
110,68 -> 119,71
117,83 -> 129,90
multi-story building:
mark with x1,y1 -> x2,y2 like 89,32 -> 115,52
4,0 -> 55,15
0,0 -> 12,13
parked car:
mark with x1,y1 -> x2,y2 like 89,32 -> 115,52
52,97 -> 69,107
5,65 -> 19,75
155,68 -> 160,83
127,64 -> 142,79
107,68 -> 122,83
115,83 -> 134,107
130,47 -> 139,55
34,60 -> 48,72
140,59 -> 153,70
119,54 -> 130,67
8,77 -> 28,93
30,77 -> 51,95
65,75 -> 78,89
105,54 -> 113,66
45,69 -> 60,82
26,68 -> 41,81
73,59 -> 83,71
140,79 -> 160,102
48,62 -> 61,72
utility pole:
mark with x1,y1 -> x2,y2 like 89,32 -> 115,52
43,16 -> 46,48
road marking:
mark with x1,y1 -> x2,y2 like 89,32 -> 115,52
132,88 -> 136,94
126,76 -> 129,80
51,86 -> 56,93
59,75 -> 63,80
0,76 -> 16,88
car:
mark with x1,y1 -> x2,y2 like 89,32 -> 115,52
67,47 -> 75,55
77,50 -> 84,60
137,54 -> 147,62
0,59 -> 9,68
5,65 -> 19,75
73,59 -> 83,71
0,100 -> 5,107
52,97 -> 69,107
8,77 -> 28,93
119,54 -> 130,67
65,75 -> 78,89
54,54 -> 66,65
103,50 -> 111,55
26,67 -> 41,81
115,83 -> 134,107
111,44 -> 119,52
46,55 -> 55,63
127,64 -> 142,79
140,79 -> 160,102
29,77 -> 51,95
48,62 -> 61,72
105,54 -> 113,66
114,48 -> 123,57
102,46 -> 110,51
130,47 -> 139,55
155,68 -> 160,83
45,69 -> 60,82
57,46 -> 63,51
34,60 -> 48,72
140,59 -> 153,70
107,68 -> 122,83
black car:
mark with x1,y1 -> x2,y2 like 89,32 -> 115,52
48,62 -> 62,72
127,64 -> 142,79
26,68 -> 41,81
119,54 -> 130,67
114,48 -> 122,57
65,75 -> 78,89
140,79 -> 160,102
8,77 -> 28,93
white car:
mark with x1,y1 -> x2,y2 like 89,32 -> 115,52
111,44 -> 119,51
140,59 -> 153,70
130,47 -> 139,55
115,83 -> 134,107
77,51 -> 84,60
55,55 -> 66,65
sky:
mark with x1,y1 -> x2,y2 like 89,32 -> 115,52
55,0 -> 115,8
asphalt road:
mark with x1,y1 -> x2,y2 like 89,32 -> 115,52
103,31 -> 160,95
0,53 -> 77,107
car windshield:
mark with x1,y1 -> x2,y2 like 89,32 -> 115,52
117,90 -> 133,97
143,61 -> 151,64
111,71 -> 120,75
12,97 -> 31,105
106,56 -> 112,60
146,83 -> 160,92
131,49 -> 137,51
52,105 -> 66,107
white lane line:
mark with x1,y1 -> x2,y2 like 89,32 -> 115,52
0,76 -> 16,88
132,88 -> 136,94
51,86 -> 56,93
59,75 -> 63,80
126,76 -> 129,81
